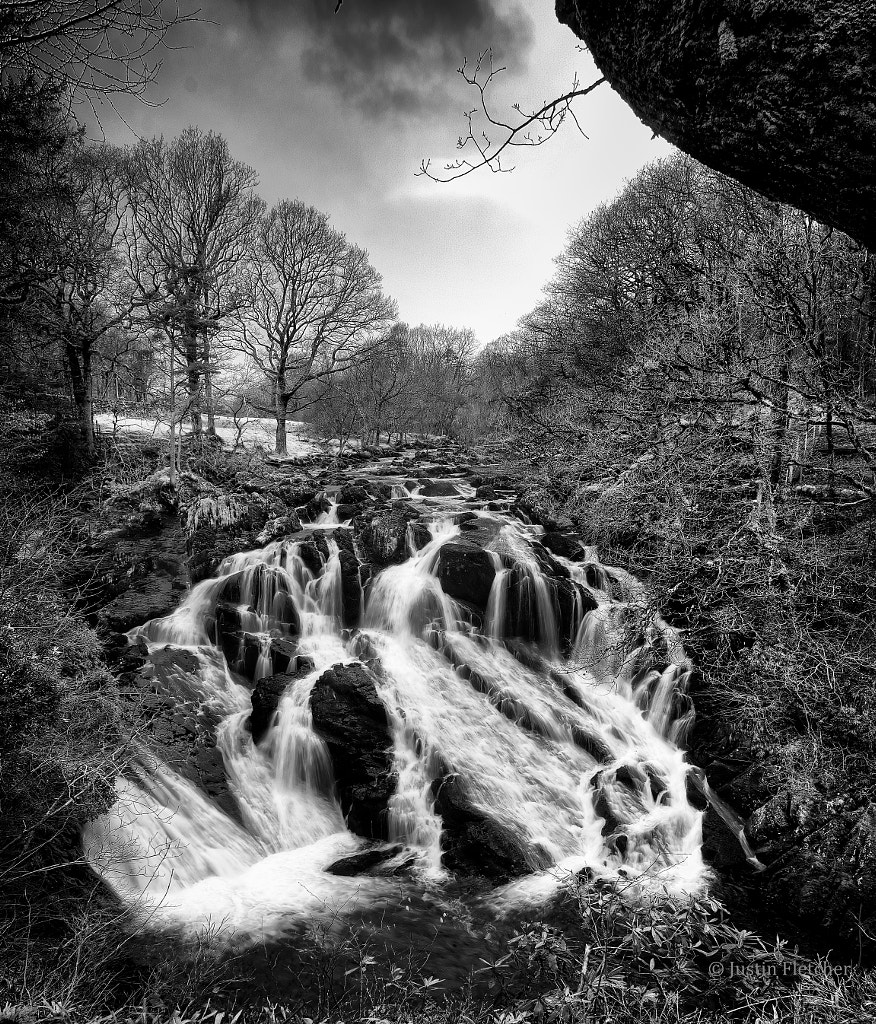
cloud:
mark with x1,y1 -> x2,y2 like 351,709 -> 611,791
228,0 -> 534,116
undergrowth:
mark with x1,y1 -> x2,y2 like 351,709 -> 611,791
3,877 -> 876,1024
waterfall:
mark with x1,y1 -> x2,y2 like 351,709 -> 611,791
86,476 -> 711,940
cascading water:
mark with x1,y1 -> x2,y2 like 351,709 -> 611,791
85,474 -> 713,943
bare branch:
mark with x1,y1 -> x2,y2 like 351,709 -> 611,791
418,48 -> 604,183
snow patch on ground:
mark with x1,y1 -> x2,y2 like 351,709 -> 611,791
94,414 -> 321,458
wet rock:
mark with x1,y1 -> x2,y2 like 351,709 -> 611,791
186,492 -> 273,583
511,494 -> 573,532
325,528 -> 355,555
282,484 -> 317,507
304,492 -> 332,521
453,600 -> 485,632
408,521 -> 432,551
297,537 -> 324,576
554,578 -> 598,652
234,634 -> 301,681
355,507 -> 423,566
431,769 -> 541,882
250,673 -> 291,742
98,581 -> 178,634
420,479 -> 461,497
104,634 -> 150,675
335,503 -> 364,523
212,600 -> 242,661
256,511 -> 303,545
326,843 -> 406,876
541,531 -> 585,561
437,541 -> 496,609
475,484 -> 497,500
250,658 -> 315,742
458,517 -> 504,548
309,662 -> 397,839
268,637 -> 302,675
366,481 -> 393,501
90,512 -> 188,633
338,549 -> 363,628
337,484 -> 370,505
701,806 -> 749,869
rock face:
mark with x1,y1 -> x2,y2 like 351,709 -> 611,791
555,0 -> 876,250
93,512 -> 188,634
309,663 -> 397,839
115,642 -> 237,819
186,492 -> 278,584
744,793 -> 876,947
338,549 -> 363,627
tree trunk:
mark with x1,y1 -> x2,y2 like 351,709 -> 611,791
167,333 -> 179,485
185,320 -> 202,437
80,389 -> 94,461
203,328 -> 216,437
275,392 -> 289,456
65,336 -> 94,461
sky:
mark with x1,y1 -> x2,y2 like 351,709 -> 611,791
100,0 -> 673,346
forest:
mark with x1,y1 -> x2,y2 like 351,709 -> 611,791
3,4 -> 876,1024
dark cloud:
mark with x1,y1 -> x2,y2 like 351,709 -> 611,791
230,0 -> 534,115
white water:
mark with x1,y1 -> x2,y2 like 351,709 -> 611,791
85,482 -> 710,941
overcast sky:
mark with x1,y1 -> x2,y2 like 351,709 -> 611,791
101,0 -> 672,345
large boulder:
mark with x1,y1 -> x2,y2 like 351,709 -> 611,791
118,643 -> 238,819
354,507 -> 427,566
98,578 -> 181,634
437,541 -> 496,609
309,663 -> 397,839
303,491 -> 332,522
419,479 -> 461,497
555,0 -> 876,250
541,531 -> 585,561
431,767 -> 543,882
337,483 -> 370,505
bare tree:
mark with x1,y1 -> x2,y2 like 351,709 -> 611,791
124,126 -> 262,439
237,199 -> 396,455
23,143 -> 145,457
0,1 -> 195,111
